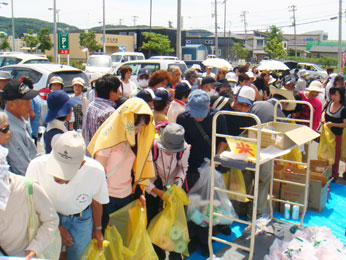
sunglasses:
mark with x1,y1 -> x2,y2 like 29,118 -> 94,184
0,125 -> 10,134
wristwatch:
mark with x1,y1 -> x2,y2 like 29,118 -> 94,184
93,226 -> 102,230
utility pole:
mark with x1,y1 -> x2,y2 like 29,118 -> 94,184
176,0 -> 182,60
223,0 -> 227,59
102,0 -> 106,54
337,0 -> 342,72
240,11 -> 248,48
214,0 -> 218,58
132,16 -> 138,26
53,0 -> 57,62
289,5 -> 297,57
118,19 -> 123,25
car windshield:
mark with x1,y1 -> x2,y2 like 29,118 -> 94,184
49,71 -> 89,92
111,55 -> 122,62
313,64 -> 323,71
88,56 -> 111,67
24,59 -> 50,64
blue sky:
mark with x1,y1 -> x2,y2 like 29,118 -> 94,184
0,0 -> 344,40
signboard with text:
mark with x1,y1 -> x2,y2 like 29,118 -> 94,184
58,33 -> 69,55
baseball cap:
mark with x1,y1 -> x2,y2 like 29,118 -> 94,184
72,77 -> 85,87
245,71 -> 254,79
237,86 -> 256,105
136,88 -> 160,102
188,89 -> 210,119
0,71 -> 11,80
217,79 -> 230,89
3,79 -> 39,101
46,131 -> 86,181
138,68 -> 150,76
44,90 -> 82,123
299,69 -> 309,77
154,87 -> 172,101
226,72 -> 237,83
49,76 -> 64,87
175,81 -> 191,96
283,75 -> 294,85
201,76 -> 221,87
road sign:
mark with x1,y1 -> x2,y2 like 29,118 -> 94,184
58,33 -> 69,54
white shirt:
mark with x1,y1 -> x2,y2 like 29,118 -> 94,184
121,80 -> 137,98
26,155 -> 109,215
202,72 -> 216,79
167,100 -> 186,123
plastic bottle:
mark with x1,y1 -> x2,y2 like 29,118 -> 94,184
284,202 -> 290,219
292,203 -> 299,220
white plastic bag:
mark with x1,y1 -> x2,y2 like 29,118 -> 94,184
187,159 -> 237,226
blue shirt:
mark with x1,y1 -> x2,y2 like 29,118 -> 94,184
30,96 -> 42,138
4,110 -> 38,175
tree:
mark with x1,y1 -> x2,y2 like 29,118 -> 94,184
141,32 -> 174,55
264,25 -> 287,59
37,28 -> 52,53
0,34 -> 11,51
23,29 -> 39,53
79,31 -> 102,53
232,42 -> 248,59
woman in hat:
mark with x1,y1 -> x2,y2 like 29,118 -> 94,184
43,90 -> 81,153
254,71 -> 270,100
321,85 -> 346,182
145,123 -> 190,260
88,98 -> 156,231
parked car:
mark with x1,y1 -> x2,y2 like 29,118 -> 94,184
0,64 -> 89,124
111,52 -> 145,67
296,62 -> 327,80
0,63 -> 89,92
84,54 -> 114,75
114,59 -> 187,85
149,56 -> 178,60
0,53 -> 49,67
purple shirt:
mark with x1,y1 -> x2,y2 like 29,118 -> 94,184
82,97 -> 116,149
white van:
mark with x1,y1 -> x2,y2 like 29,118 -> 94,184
111,52 -> 145,66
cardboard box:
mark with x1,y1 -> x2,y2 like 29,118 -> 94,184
242,122 -> 320,149
278,160 -> 332,213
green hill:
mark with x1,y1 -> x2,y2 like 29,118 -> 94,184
0,16 -> 79,37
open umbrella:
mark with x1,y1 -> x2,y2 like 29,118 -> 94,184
257,60 -> 289,71
202,58 -> 233,71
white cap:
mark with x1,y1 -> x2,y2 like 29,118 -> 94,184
299,69 -> 309,77
237,86 -> 256,105
72,77 -> 85,87
245,71 -> 254,79
191,64 -> 202,71
226,72 -> 237,83
46,131 -> 86,181
49,76 -> 64,86
306,80 -> 323,93
268,75 -> 276,84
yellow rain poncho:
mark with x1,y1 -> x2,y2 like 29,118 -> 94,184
87,98 -> 155,185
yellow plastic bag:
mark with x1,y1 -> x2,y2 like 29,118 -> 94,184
80,239 -> 110,260
223,169 -> 249,202
318,124 -> 336,165
341,129 -> 346,162
280,146 -> 304,169
147,185 -> 190,256
108,200 -> 158,260
103,226 -> 133,260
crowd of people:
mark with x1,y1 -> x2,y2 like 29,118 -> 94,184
0,62 -> 345,259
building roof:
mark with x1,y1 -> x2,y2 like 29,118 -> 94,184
310,45 -> 346,53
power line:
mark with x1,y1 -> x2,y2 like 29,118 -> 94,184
132,16 -> 138,26
240,11 -> 248,45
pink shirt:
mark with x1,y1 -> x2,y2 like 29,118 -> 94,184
300,91 -> 322,131
97,142 -> 135,198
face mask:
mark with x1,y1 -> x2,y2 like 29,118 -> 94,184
208,89 -> 216,97
138,79 -> 149,88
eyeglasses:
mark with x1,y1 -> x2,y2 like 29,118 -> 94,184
0,125 -> 10,134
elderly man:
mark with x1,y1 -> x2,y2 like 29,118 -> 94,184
202,66 -> 216,79
295,69 -> 309,92
167,66 -> 182,89
26,131 -> 109,260
282,75 -> 295,91
184,68 -> 199,89
0,71 -> 11,109
3,79 -> 39,175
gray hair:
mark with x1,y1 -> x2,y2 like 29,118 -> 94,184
0,112 -> 8,125
167,66 -> 181,74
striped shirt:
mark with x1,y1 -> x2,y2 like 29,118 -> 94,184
82,97 -> 116,149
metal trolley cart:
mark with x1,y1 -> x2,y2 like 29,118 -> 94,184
207,100 -> 315,260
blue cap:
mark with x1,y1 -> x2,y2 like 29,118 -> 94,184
188,89 -> 210,119
136,89 -> 160,102
154,87 -> 172,101
138,68 -> 150,76
44,90 -> 82,123
175,82 -> 191,96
